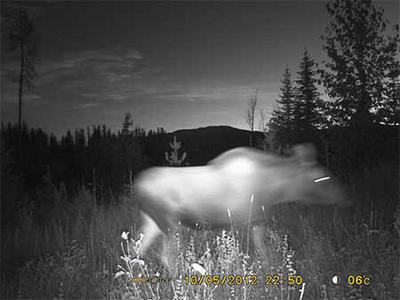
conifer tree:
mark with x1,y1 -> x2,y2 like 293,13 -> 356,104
268,67 -> 296,151
320,0 -> 400,127
165,136 -> 187,166
377,59 -> 400,125
3,4 -> 39,167
294,50 -> 324,142
121,113 -> 133,136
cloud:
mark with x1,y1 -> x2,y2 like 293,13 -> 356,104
16,46 -> 155,108
24,94 -> 48,105
143,83 -> 276,106
24,94 -> 42,100
81,92 -> 101,98
72,102 -> 101,110
1,92 -> 45,105
107,93 -> 130,101
39,47 -> 145,86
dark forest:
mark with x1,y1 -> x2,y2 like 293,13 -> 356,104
1,0 -> 399,299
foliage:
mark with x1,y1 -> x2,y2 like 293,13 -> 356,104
165,136 -> 188,166
2,3 -> 39,89
1,155 -> 398,299
2,2 -> 40,146
320,0 -> 400,127
1,122 -> 151,199
294,50 -> 325,140
121,113 -> 134,136
113,225 -> 304,300
269,52 -> 328,151
268,67 -> 297,151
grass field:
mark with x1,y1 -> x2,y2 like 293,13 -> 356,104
1,183 -> 399,299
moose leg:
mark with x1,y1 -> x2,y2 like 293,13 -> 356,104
252,225 -> 267,259
161,234 -> 174,275
137,212 -> 163,257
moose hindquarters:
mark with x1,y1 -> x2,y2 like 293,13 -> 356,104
134,169 -> 172,257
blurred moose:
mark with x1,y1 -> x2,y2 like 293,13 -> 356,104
133,144 -> 345,260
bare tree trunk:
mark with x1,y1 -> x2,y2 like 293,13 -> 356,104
18,42 -> 24,169
18,43 -> 24,132
245,91 -> 257,148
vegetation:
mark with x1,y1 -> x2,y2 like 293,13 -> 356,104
2,3 -> 39,169
1,181 -> 399,299
294,50 -> 324,140
244,91 -> 258,147
268,67 -> 297,152
1,0 -> 399,299
320,0 -> 400,127
165,136 -> 188,167
1,122 -> 150,196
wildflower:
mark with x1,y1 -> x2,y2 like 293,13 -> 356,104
130,258 -> 145,266
191,263 -> 206,275
121,231 -> 129,240
134,233 -> 144,253
138,232 -> 144,241
114,271 -> 125,279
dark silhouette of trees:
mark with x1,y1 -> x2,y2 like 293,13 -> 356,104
268,67 -> 296,152
1,2 -> 38,175
268,52 -> 325,151
118,114 -> 148,187
378,55 -> 400,125
316,0 -> 400,193
267,0 -> 399,187
320,0 -> 400,127
294,50 -> 325,143
121,113 -> 133,136
1,121 -> 157,202
3,4 -> 39,162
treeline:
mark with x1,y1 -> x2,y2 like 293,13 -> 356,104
266,50 -> 398,178
2,0 -> 399,205
267,0 -> 399,148
1,117 -> 168,200
264,0 -> 399,187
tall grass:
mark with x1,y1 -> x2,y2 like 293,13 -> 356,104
2,184 -> 139,299
1,183 -> 399,299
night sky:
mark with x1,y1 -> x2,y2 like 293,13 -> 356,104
1,1 -> 398,136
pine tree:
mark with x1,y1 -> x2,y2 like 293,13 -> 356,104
121,113 -> 133,136
165,136 -> 187,166
320,0 -> 400,127
377,56 -> 400,125
268,67 -> 296,151
3,4 -> 39,167
294,50 -> 324,142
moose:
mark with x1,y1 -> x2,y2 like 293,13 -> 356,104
133,144 -> 345,259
